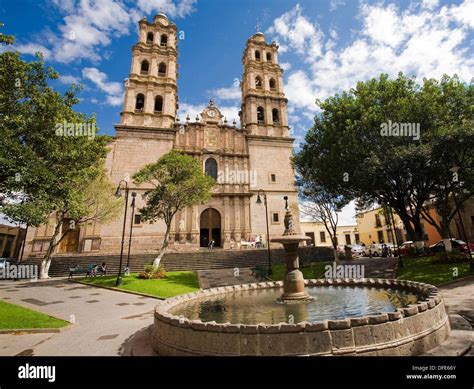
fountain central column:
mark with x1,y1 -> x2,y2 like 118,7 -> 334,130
271,197 -> 312,302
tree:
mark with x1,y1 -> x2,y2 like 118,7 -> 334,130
133,151 -> 215,266
0,41 -> 112,277
0,22 -> 14,46
295,73 -> 473,252
3,169 -> 121,278
299,181 -> 348,260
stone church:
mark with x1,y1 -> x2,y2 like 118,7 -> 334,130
24,13 -> 299,257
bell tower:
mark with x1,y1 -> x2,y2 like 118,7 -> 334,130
241,32 -> 289,137
242,32 -> 300,242
120,13 -> 178,129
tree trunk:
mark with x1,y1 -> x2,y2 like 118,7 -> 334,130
40,219 -> 63,279
153,223 -> 171,267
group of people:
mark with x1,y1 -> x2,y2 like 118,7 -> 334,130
87,262 -> 107,277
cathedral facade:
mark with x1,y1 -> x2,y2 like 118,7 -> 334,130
24,14 -> 299,257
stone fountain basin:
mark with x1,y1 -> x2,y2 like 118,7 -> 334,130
151,278 -> 450,356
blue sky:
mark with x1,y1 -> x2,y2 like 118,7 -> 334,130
1,0 -> 473,224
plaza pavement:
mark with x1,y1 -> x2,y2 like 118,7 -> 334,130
0,267 -> 472,356
0,278 -> 158,356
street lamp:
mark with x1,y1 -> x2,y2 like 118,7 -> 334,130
256,189 -> 272,276
114,180 -> 130,286
125,192 -> 137,276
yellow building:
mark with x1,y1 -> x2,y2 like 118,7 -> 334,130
300,221 -> 359,247
356,207 -> 443,246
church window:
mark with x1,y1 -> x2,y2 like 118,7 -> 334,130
135,94 -> 145,112
140,60 -> 149,75
158,62 -> 167,76
134,214 -> 142,225
266,52 -> 272,62
154,96 -> 163,113
146,32 -> 154,44
257,106 -> 265,124
255,76 -> 262,89
272,212 -> 280,223
269,78 -> 276,91
270,174 -> 276,182
255,50 -> 261,61
205,158 -> 218,180
272,108 -> 280,123
160,34 -> 168,47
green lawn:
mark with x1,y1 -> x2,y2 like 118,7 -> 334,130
80,271 -> 200,298
0,300 -> 68,330
270,261 -> 332,281
396,256 -> 471,285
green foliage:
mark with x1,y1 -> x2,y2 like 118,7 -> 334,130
432,249 -> 470,264
139,264 -> 167,279
0,300 -> 67,329
397,256 -> 470,285
0,48 -> 110,228
80,271 -> 200,298
133,151 -> 215,226
0,22 -> 14,45
295,73 -> 474,243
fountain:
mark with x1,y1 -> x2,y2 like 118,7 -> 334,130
271,196 -> 312,302
151,198 -> 451,356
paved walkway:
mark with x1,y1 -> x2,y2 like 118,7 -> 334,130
439,276 -> 474,356
0,270 -> 471,356
197,267 -> 258,289
0,278 -> 158,356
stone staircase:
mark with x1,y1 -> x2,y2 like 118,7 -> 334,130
23,247 -> 333,277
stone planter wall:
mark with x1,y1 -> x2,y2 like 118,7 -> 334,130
152,278 -> 450,356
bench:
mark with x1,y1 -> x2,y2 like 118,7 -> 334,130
68,264 -> 100,279
251,265 -> 268,280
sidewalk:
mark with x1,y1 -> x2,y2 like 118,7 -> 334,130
0,278 -> 157,356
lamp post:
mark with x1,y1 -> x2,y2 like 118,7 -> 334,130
450,166 -> 473,272
125,192 -> 137,276
256,189 -> 272,275
114,180 -> 130,286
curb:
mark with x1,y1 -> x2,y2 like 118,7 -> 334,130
437,274 -> 474,288
0,324 -> 73,335
70,279 -> 166,300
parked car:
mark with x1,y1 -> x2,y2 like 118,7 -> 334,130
429,239 -> 474,254
349,244 -> 366,257
364,243 -> 384,257
393,241 -> 416,256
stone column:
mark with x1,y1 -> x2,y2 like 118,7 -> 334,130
243,196 -> 251,241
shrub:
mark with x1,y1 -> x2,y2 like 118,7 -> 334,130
431,249 -> 470,264
138,264 -> 166,279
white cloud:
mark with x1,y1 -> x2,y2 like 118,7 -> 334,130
82,67 -> 123,106
58,74 -> 81,84
210,83 -> 241,101
22,0 -> 196,64
266,4 -> 324,59
330,0 -> 346,12
422,0 -> 439,10
136,0 -> 197,18
268,1 -> 474,121
14,43 -> 51,58
280,62 -> 292,71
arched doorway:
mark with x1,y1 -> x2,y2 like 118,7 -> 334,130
200,208 -> 221,247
